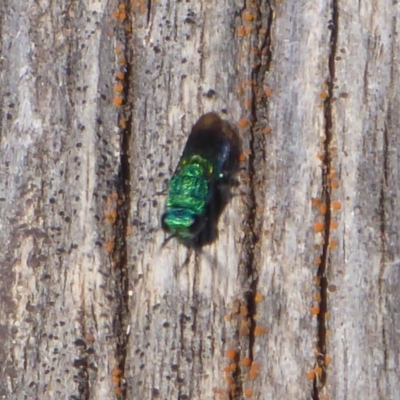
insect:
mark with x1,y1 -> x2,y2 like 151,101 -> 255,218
161,112 -> 240,247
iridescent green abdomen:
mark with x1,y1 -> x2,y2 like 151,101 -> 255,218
166,156 -> 212,214
162,156 -> 213,241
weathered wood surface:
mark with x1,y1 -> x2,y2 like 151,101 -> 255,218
0,1 -> 399,399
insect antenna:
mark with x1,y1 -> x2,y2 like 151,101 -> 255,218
159,233 -> 176,249
175,247 -> 193,277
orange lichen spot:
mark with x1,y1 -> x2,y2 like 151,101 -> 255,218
248,362 -> 260,379
314,222 -> 324,232
124,22 -> 132,32
254,325 -> 267,336
126,225 -> 132,235
105,241 -> 115,252
213,387 -> 230,397
319,203 -> 327,214
245,26 -> 254,35
86,332 -> 95,343
240,304 -> 249,316
244,388 -> 254,397
314,293 -> 321,302
229,363 -> 237,372
241,319 -> 250,329
107,196 -> 114,206
119,118 -> 127,129
317,153 -> 325,161
113,96 -> 123,106
118,11 -> 127,21
328,169 -> 336,179
237,86 -> 244,94
225,314 -> 232,322
312,197 -> 321,207
314,366 -> 323,376
241,357 -> 252,367
238,150 -> 251,162
232,299 -> 240,313
114,83 -> 124,93
110,192 -> 119,200
114,46 -> 123,56
139,4 -> 147,13
238,118 -> 249,129
325,354 -> 332,365
254,292 -> 263,303
319,90 -> 329,100
262,126 -> 271,135
313,276 -> 321,285
116,71 -> 125,81
250,362 -> 260,372
321,397 -> 329,400
264,87 -> 274,97
332,200 -> 341,210
222,365 -> 231,374
259,28 -> 267,35
311,305 -> 320,315
329,240 -> 337,249
245,100 -> 252,109
118,57 -> 127,65
226,348 -> 237,360
244,12 -> 254,21
306,370 -> 316,380
225,374 -> 234,385
112,374 -> 121,385
118,4 -> 126,11
113,10 -> 121,19
114,387 -> 123,396
112,367 -> 122,377
314,257 -> 322,265
330,220 -> 339,229
248,369 -> 258,380
326,329 -> 332,337
330,180 -> 339,189
105,209 -> 118,224
240,326 -> 250,336
237,26 -> 246,36
325,311 -> 330,320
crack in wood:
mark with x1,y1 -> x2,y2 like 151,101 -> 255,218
230,1 -> 274,399
378,119 -> 389,382
111,5 -> 134,398
147,0 -> 152,26
313,1 -> 339,399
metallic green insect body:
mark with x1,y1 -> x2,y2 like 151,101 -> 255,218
162,112 -> 240,246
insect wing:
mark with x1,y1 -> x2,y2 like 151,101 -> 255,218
181,112 -> 239,180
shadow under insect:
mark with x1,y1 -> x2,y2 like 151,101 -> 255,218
161,112 -> 241,249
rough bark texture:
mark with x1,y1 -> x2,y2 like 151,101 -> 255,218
0,1 -> 399,399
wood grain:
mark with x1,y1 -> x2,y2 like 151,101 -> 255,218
0,1 -> 399,399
